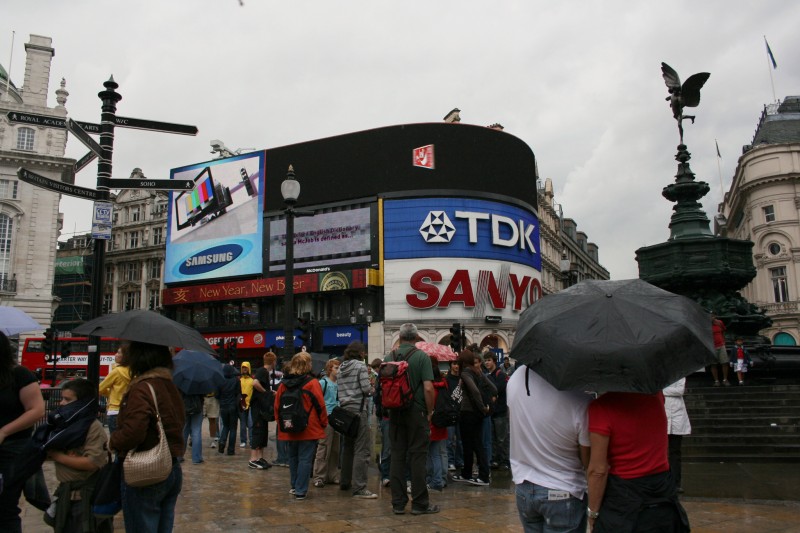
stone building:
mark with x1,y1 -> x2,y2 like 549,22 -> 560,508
717,96 -> 800,345
0,34 -> 74,340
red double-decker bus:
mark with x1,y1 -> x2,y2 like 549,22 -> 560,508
21,337 -> 119,384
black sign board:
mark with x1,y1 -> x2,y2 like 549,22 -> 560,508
7,111 -> 196,136
67,119 -> 103,156
107,178 -> 195,190
17,167 -> 98,200
485,315 -> 503,324
74,152 -> 98,173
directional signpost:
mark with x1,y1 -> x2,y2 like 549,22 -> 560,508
14,77 -> 198,386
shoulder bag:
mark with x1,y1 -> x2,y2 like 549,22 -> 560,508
329,395 -> 364,439
123,382 -> 173,487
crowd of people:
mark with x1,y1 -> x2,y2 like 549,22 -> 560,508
0,318 -> 701,533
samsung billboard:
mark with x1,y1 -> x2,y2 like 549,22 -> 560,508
383,197 -> 541,271
165,152 -> 265,284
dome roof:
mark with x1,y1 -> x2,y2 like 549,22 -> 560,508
0,62 -> 18,89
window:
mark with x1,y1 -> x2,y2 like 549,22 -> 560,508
16,128 -> 34,151
763,205 -> 776,223
131,206 -> 141,222
103,293 -> 113,314
104,264 -> 114,284
149,259 -> 161,280
125,262 -> 140,282
124,291 -> 140,310
0,214 -> 12,283
152,227 -> 163,246
770,266 -> 789,302
148,289 -> 160,310
769,243 -> 782,256
128,231 -> 139,249
0,180 -> 18,200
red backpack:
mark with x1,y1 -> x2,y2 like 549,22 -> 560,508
379,348 -> 417,410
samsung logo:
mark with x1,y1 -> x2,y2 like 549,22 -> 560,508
179,244 -> 243,275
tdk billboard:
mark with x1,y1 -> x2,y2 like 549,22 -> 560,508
383,197 -> 541,271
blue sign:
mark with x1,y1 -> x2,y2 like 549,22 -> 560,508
264,329 -> 302,348
321,326 -> 363,346
383,198 -> 541,270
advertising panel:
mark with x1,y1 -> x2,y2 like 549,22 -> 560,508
267,206 -> 374,274
321,326 -> 364,346
384,258 -> 542,322
165,151 -> 265,284
55,256 -> 86,275
202,331 -> 265,350
383,197 -> 540,270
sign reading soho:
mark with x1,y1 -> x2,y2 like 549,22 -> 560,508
383,197 -> 542,321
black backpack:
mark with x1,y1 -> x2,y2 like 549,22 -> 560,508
278,376 -> 322,433
431,384 -> 460,428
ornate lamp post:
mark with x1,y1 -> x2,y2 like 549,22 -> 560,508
350,302 -> 373,345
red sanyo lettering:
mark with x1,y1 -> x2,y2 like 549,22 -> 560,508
406,269 -> 542,310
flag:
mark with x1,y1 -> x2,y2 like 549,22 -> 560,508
715,140 -> 721,158
765,37 -> 777,69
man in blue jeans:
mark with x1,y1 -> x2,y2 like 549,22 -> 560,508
507,366 -> 592,533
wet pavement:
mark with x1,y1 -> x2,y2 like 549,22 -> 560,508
20,422 -> 800,532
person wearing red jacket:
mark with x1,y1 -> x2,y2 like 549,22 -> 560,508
427,357 -> 449,492
274,352 -> 327,500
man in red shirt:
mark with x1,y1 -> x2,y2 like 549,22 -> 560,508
710,314 -> 730,386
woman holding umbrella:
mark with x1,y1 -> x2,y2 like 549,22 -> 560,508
0,331 -> 45,533
586,391 -> 689,532
110,341 -> 185,532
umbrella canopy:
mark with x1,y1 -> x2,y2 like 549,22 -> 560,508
172,350 -> 226,395
510,278 -> 716,394
0,306 -> 42,336
415,341 -> 457,362
73,309 -> 215,355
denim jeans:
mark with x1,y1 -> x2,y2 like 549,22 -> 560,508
0,438 -> 29,533
107,414 -> 118,435
515,480 -> 587,533
122,461 -> 183,533
183,412 -> 204,463
287,440 -> 316,496
482,415 -> 492,468
491,413 -> 510,466
276,425 -> 290,463
379,417 -> 391,480
447,424 -> 463,468
239,408 -> 252,445
340,409 -> 371,492
426,439 -> 446,489
218,406 -> 239,452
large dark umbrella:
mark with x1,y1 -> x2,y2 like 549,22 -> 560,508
172,350 -> 226,395
510,278 -> 716,394
73,309 -> 215,355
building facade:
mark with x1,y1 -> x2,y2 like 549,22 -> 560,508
0,34 -> 74,342
718,96 -> 800,345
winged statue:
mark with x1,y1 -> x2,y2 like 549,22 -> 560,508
661,62 -> 710,144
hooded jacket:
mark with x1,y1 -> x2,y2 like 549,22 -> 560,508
218,365 -> 242,410
274,373 -> 327,441
240,361 -> 254,409
337,359 -> 371,411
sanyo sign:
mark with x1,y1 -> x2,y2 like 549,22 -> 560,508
384,197 -> 541,270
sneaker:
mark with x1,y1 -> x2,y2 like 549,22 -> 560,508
257,458 -> 272,469
289,488 -> 296,495
381,478 -> 390,487
722,380 -> 731,387
314,480 -> 325,488
451,475 -> 469,482
427,483 -> 443,492
217,446 -> 225,454
240,442 -> 246,448
248,460 -> 267,470
411,504 -> 440,515
406,481 -> 412,494
468,478 -> 490,486
295,493 -> 306,500
739,381 -> 745,386
210,440 -> 217,449
272,461 -> 289,467
392,507 -> 405,515
448,464 -> 456,471
353,489 -> 378,499
490,462 -> 499,470
713,381 -> 720,387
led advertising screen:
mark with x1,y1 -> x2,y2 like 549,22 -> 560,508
383,197 -> 541,271
267,206 -> 375,274
166,151 -> 265,284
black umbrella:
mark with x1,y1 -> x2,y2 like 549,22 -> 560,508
510,278 -> 716,394
73,309 -> 215,355
172,349 -> 226,395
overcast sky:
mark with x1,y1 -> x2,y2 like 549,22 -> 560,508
4,1 -> 799,280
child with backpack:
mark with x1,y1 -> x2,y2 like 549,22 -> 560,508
427,357 -> 449,492
274,352 -> 327,500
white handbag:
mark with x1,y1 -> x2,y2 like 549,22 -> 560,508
123,382 -> 173,487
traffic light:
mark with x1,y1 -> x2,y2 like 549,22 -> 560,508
61,341 -> 71,359
449,323 -> 461,352
228,338 -> 238,358
43,328 -> 54,357
297,314 -> 310,346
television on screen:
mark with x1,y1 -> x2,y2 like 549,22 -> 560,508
174,167 -> 232,230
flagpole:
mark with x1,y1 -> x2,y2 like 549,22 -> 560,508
3,31 -> 14,102
764,36 -> 777,102
715,139 -> 724,200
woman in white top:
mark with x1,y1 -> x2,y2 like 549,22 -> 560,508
663,378 -> 691,492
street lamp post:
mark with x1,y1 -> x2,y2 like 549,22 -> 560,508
350,302 -> 373,346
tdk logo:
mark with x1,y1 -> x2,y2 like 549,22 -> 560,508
179,244 -> 243,275
420,211 -> 456,243
421,210 -> 536,254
